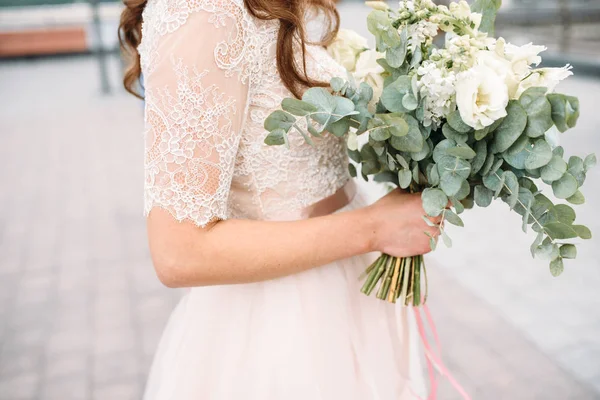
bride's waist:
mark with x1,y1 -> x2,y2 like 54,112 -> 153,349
228,180 -> 361,221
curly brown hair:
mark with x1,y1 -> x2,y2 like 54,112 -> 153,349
118,0 -> 340,99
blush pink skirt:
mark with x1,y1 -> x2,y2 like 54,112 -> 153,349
143,189 -> 426,400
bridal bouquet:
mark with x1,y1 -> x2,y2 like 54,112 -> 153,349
264,0 -> 595,306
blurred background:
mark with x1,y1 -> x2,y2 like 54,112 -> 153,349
0,0 -> 599,399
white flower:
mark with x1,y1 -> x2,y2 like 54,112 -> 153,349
353,50 -> 386,111
449,0 -> 472,19
470,12 -> 482,30
475,48 -> 519,99
455,65 -> 509,130
327,29 -> 369,72
504,42 -> 547,77
399,1 -> 415,12
417,61 -> 457,128
406,20 -> 439,52
422,0 -> 436,10
515,65 -> 573,98
365,1 -> 390,11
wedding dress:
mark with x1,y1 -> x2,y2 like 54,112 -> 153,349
139,0 -> 426,398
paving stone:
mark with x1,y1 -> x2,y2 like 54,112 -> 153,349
39,379 -> 89,400
0,372 -> 40,400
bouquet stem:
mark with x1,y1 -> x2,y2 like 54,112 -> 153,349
360,254 -> 428,306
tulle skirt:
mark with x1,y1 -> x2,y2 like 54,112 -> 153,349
143,190 -> 426,400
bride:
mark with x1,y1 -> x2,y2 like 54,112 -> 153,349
119,0 -> 437,398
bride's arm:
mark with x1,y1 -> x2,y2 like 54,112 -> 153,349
148,190 -> 437,288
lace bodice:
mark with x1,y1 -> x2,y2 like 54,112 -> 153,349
140,0 -> 350,227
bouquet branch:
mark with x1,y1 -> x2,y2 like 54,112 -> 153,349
264,0 -> 595,305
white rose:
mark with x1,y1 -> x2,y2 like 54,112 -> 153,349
515,65 -> 573,98
475,48 -> 519,99
504,42 -> 547,77
353,50 -> 386,112
455,65 -> 509,130
327,29 -> 369,72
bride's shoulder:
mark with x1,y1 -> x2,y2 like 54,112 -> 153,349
145,0 -> 247,16
142,0 -> 251,32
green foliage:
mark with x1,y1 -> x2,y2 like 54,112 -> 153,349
261,1 -> 593,280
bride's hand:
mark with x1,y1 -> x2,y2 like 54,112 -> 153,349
366,190 -> 441,258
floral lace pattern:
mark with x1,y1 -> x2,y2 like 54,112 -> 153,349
140,0 -> 350,226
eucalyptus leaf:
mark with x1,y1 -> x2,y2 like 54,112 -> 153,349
481,153 -> 496,176
411,140 -> 431,162
348,163 -> 357,178
566,190 -> 585,205
560,244 -> 577,259
471,0 -> 502,35
519,87 -> 553,138
433,139 -> 457,163
441,230 -> 453,248
302,88 -> 335,123
422,188 -> 448,217
442,124 -> 469,143
483,171 -> 504,194
395,154 -> 410,169
402,94 -> 419,111
281,98 -> 318,116
444,209 -> 464,227
544,222 -> 579,240
530,231 -> 544,257
437,156 -> 471,180
547,93 -> 580,133
567,156 -> 586,186
386,28 -> 408,67
540,155 -> 567,182
552,173 -> 578,199
422,215 -> 437,227
447,110 -> 472,133
471,141 -> 488,176
475,126 -> 491,141
348,149 -> 361,163
507,134 -> 530,155
584,154 -> 597,172
264,110 -> 296,132
573,225 -> 592,240
491,101 -> 527,153
454,180 -> 471,201
553,204 -> 576,224
264,128 -> 287,146
440,173 -> 465,197
535,243 -> 560,261
398,169 -> 412,189
426,163 -> 440,186
474,185 -> 494,207
503,171 -> 519,208
524,139 -> 553,169
389,114 -> 424,152
330,77 -> 345,93
445,144 -> 477,159
550,257 -> 564,277
367,10 -> 400,51
381,76 -> 413,113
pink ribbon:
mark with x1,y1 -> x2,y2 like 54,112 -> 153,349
413,303 -> 471,400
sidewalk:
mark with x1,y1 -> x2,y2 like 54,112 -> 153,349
0,53 -> 598,399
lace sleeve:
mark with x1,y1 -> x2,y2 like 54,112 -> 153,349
143,5 -> 250,227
